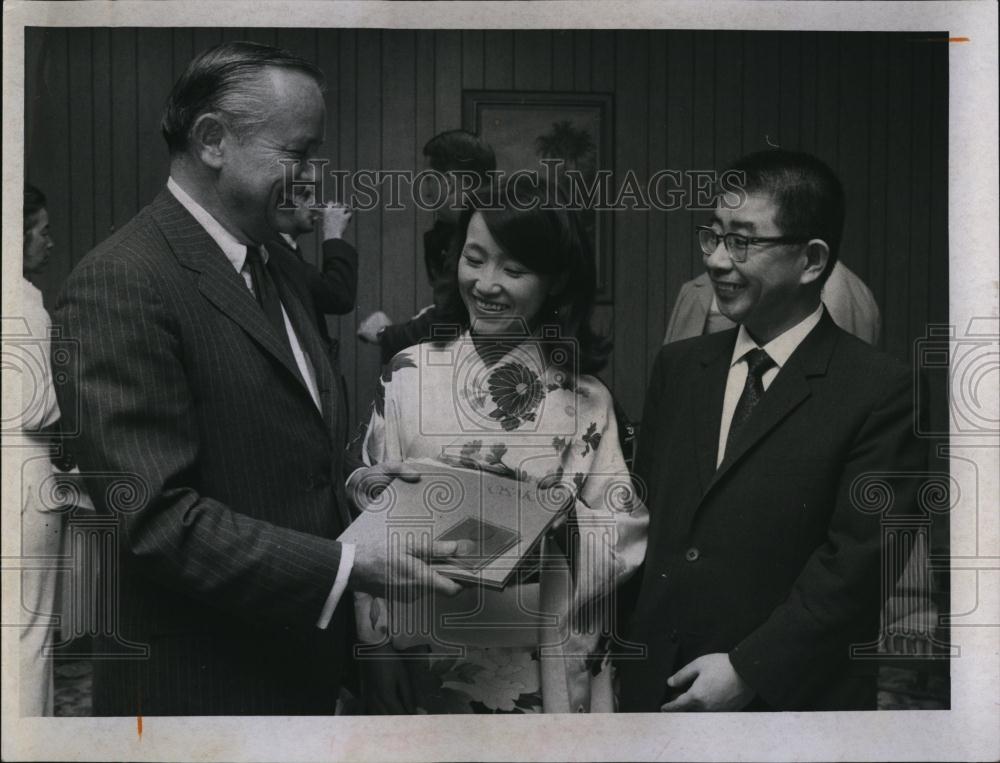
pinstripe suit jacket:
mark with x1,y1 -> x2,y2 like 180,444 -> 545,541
54,189 -> 354,715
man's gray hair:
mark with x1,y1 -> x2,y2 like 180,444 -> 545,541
161,41 -> 325,155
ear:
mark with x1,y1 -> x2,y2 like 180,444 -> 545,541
799,239 -> 830,286
189,112 -> 230,170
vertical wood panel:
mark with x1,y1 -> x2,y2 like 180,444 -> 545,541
333,29 -> 362,435
316,29 -> 343,347
884,34 -> 913,361
590,31 -> 616,391
798,32 -> 818,153
778,34 -> 801,149
514,31 -> 552,90
67,30 -> 95,267
815,33 -> 841,171
573,31 -> 591,92
613,31 -> 647,416
109,29 -> 138,232
838,34 -> 873,281
646,32 -> 668,362
135,29 -> 173,207
483,31 -> 513,89
191,28 -> 223,53
434,31 -> 462,131
741,31 -> 781,155
927,36 -> 948,329
690,34 -> 715,277
552,30 -> 574,90
171,28 -> 193,82
664,30 -> 695,314
713,31 -> 742,170
414,31 -> 437,309
354,29 -> 383,422
865,34 -> 890,348
907,40 -> 931,365
926,38 -> 949,439
381,31 -> 418,326
461,30 -> 484,90
92,28 -> 114,246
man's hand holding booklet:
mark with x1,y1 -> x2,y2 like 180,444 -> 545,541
340,458 -> 573,591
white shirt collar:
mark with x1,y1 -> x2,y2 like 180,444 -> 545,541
167,177 -> 268,272
730,302 -> 825,370
279,232 -> 298,251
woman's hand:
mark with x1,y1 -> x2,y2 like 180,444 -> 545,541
362,644 -> 415,715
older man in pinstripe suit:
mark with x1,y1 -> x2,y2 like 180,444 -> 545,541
54,41 -> 461,716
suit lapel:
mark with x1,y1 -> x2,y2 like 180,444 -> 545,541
705,312 -> 839,495
692,334 -> 734,494
269,257 -> 338,437
149,190 -> 321,407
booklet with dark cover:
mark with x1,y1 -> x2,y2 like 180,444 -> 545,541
338,458 -> 571,590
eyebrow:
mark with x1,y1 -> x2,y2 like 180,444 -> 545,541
714,216 -> 758,234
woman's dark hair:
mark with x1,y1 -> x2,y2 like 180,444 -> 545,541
161,41 -> 326,155
434,175 -> 610,374
24,183 -> 46,226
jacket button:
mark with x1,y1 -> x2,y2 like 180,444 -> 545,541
684,547 -> 700,562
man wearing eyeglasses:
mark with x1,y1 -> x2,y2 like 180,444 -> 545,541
617,149 -> 925,712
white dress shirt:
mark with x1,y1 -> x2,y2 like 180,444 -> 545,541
166,177 -> 353,629
717,303 -> 825,466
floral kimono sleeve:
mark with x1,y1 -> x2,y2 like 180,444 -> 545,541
566,388 -> 649,620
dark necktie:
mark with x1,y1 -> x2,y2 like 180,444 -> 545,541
725,348 -> 776,457
244,246 -> 292,354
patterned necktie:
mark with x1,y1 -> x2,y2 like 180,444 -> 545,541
725,348 -> 776,457
244,246 -> 291,354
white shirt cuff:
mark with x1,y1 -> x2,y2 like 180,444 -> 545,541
316,542 -> 355,629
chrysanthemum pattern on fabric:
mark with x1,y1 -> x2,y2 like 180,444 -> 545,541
486,361 -> 546,431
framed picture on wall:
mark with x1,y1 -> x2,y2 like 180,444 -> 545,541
462,90 -> 614,303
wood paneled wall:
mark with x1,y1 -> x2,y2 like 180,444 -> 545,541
24,28 -> 948,432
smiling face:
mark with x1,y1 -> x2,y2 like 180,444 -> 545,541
458,212 -> 554,336
704,191 -> 820,344
217,67 -> 325,244
23,208 -> 53,275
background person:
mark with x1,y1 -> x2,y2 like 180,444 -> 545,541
663,260 -> 881,345
357,129 -> 497,363
16,183 -> 63,716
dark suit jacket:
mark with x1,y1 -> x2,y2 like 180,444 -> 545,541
268,235 -> 358,450
618,312 -> 926,711
54,189 -> 354,715
268,236 -> 358,340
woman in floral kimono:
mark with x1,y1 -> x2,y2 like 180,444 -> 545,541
350,177 -> 648,714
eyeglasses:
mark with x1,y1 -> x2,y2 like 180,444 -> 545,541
696,226 -> 811,263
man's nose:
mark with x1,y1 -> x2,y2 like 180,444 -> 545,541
703,238 -> 732,271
